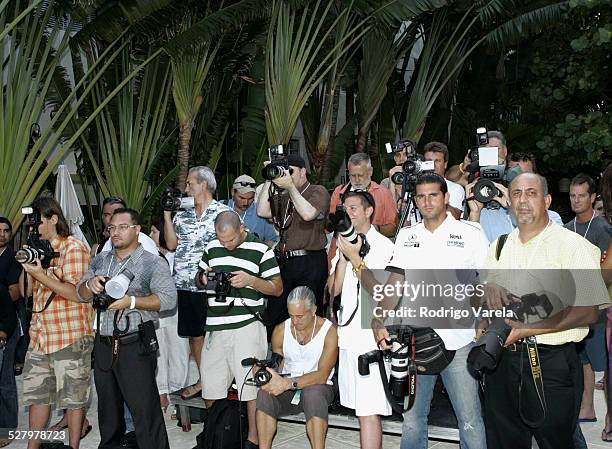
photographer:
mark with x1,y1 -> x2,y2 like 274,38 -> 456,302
381,149 -> 408,206
18,197 -> 92,449
194,211 -> 282,449
342,173 -> 489,449
423,142 -> 465,219
0,283 -> 17,447
77,208 -> 177,449
329,190 -> 393,449
227,174 -> 278,247
256,154 -> 330,333
460,131 -> 561,242
481,173 -> 610,449
163,166 -> 230,400
256,286 -> 338,449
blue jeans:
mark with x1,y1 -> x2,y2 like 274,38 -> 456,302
401,342 -> 486,449
0,330 -> 19,429
125,402 -> 135,433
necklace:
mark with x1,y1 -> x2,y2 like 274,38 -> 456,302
573,211 -> 595,239
293,317 -> 317,346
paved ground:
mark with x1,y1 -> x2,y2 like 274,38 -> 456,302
5,371 -> 611,448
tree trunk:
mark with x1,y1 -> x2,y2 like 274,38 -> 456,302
320,88 -> 340,182
176,122 -> 193,191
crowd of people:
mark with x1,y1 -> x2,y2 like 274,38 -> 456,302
0,130 -> 611,449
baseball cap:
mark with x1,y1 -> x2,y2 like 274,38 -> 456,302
232,175 -> 257,194
287,154 -> 306,169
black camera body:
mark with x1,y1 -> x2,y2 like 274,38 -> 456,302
15,207 -> 60,269
206,270 -> 233,302
160,188 -> 195,212
464,127 -> 507,205
92,278 -> 116,310
241,352 -> 284,386
262,145 -> 294,181
467,293 -> 553,372
328,205 -> 370,258
390,154 -> 435,188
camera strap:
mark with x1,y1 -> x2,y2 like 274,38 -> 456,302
518,336 -> 547,428
29,292 -> 56,313
337,282 -> 359,328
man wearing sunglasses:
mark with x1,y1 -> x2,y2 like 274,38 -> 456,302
227,175 -> 278,247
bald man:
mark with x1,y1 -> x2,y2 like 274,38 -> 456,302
195,211 -> 283,449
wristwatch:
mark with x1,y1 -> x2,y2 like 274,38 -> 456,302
290,380 -> 299,391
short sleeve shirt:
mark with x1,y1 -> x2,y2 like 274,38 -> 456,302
0,247 -> 22,288
29,236 -> 93,354
277,183 -> 330,251
172,200 -> 231,291
564,215 -> 611,254
484,223 -> 610,345
390,213 -> 490,350
480,207 -> 563,243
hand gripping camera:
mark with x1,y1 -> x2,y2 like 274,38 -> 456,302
467,293 -> 553,372
15,207 -> 60,269
206,270 -> 233,302
327,205 -> 370,258
241,352 -> 284,386
93,271 -> 135,310
261,145 -> 293,181
159,188 -> 195,212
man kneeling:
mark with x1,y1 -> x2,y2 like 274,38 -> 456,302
256,286 -> 338,449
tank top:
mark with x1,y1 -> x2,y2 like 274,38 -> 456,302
281,317 -> 334,385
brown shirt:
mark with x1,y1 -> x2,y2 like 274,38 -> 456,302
274,182 -> 330,251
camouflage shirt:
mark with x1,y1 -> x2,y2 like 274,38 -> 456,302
172,200 -> 231,291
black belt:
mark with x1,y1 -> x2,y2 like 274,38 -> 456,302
99,331 -> 140,345
276,249 -> 324,260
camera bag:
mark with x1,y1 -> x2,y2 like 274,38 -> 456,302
194,398 -> 247,449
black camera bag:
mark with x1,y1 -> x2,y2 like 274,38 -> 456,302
390,325 -> 455,375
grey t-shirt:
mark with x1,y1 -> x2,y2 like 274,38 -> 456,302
564,215 -> 612,253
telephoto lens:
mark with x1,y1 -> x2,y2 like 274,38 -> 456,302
467,318 -> 512,372
15,247 -> 40,264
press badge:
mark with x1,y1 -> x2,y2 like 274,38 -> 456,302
291,389 -> 301,405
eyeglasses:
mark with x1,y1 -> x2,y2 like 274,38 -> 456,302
106,224 -> 137,233
235,182 -> 257,188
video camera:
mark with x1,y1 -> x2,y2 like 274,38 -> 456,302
262,145 -> 293,181
160,188 -> 195,212
206,270 -> 233,302
241,352 -> 284,386
327,205 -> 370,259
467,293 -> 554,372
92,270 -> 135,310
386,140 -> 435,191
465,127 -> 508,205
15,207 -> 60,269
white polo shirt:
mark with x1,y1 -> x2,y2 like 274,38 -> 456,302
389,213 -> 490,350
331,226 -> 394,350
446,178 -> 465,211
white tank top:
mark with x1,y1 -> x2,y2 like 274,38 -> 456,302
281,318 -> 334,385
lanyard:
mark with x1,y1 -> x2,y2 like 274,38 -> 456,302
573,211 -> 595,239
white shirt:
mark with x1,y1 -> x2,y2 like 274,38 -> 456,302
446,178 -> 465,211
330,227 -> 394,349
390,213 -> 490,349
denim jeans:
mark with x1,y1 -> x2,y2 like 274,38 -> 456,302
125,402 -> 135,433
0,330 -> 19,429
401,342 -> 486,449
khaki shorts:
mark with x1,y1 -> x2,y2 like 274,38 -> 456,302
201,321 -> 267,401
23,336 -> 93,409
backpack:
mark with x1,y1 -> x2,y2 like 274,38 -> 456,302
194,399 -> 247,449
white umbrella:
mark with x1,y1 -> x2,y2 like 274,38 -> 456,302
55,163 -> 90,250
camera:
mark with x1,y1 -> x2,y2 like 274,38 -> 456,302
386,140 -> 434,189
464,127 -> 507,204
467,293 -> 553,372
92,277 -> 115,310
15,207 -> 59,269
327,205 -> 370,258
241,352 -> 284,386
358,327 -> 414,398
160,188 -> 195,212
261,145 -> 294,181
206,270 -> 233,302
92,271 -> 135,310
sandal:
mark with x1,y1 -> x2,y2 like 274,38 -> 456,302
180,383 -> 202,400
602,429 -> 612,443
48,419 -> 68,432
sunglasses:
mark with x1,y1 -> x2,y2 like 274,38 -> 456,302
235,182 -> 257,188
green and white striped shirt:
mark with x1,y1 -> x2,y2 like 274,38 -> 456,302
199,233 -> 280,331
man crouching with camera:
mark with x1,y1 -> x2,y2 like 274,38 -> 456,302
329,190 -> 394,449
77,208 -> 177,449
194,211 -> 283,449
256,286 -> 338,449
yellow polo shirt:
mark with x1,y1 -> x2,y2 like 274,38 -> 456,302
484,221 -> 610,345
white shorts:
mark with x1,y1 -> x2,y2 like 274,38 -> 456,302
201,321 -> 267,401
338,348 -> 392,417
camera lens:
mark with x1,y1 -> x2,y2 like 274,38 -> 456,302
391,172 -> 404,185
15,248 -> 39,264
473,179 -> 499,204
